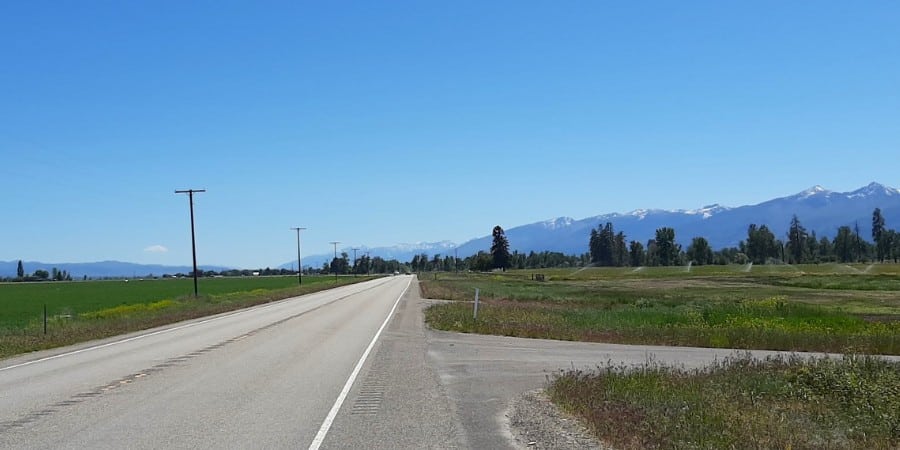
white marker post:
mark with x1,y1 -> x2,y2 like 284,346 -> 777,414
474,288 -> 480,320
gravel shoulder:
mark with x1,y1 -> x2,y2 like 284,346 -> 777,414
507,389 -> 609,450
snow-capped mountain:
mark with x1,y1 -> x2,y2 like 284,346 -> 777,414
452,182 -> 900,256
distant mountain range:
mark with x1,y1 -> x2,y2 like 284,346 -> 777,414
297,182 -> 900,265
6,183 -> 898,277
451,182 -> 900,257
0,260 -> 231,279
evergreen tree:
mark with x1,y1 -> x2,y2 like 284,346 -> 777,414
873,208 -> 888,262
16,260 -> 24,279
833,226 -> 855,263
614,232 -> 628,266
645,239 -> 659,266
490,225 -> 511,270
819,236 -> 834,262
806,231 -> 820,263
787,215 -> 808,264
589,222 -> 617,266
854,222 -> 866,262
629,241 -> 644,267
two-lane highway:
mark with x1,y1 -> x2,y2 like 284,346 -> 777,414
0,276 -> 416,449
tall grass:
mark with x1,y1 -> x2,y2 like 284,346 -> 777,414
548,354 -> 900,449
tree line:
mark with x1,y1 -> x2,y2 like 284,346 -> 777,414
2,260 -> 74,282
9,209 -> 898,281
410,208 -> 900,274
323,253 -> 408,275
586,208 -> 900,267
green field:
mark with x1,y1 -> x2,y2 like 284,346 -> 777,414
0,275 -> 372,358
421,264 -> 900,354
1,276 -> 313,328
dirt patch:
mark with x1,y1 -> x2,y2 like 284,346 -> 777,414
507,389 -> 610,449
607,277 -> 756,290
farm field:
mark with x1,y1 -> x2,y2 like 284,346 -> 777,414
0,275 -> 372,359
421,263 -> 900,354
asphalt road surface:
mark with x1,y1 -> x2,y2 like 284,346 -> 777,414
4,276 -> 898,449
0,276 -> 446,449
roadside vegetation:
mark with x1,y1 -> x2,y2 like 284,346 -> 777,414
422,265 -> 900,355
0,276 -> 373,359
423,258 -> 900,447
548,354 -> 900,449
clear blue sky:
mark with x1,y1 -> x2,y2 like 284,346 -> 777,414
2,1 -> 898,268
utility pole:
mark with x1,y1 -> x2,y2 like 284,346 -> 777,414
329,241 -> 341,279
351,248 -> 360,277
290,227 -> 306,285
175,189 -> 206,297
455,248 -> 459,273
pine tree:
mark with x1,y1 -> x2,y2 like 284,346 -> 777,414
490,225 -> 511,270
16,260 -> 24,279
629,241 -> 644,267
787,215 -> 808,264
873,208 -> 887,262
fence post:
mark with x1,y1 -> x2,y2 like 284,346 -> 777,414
43,304 -> 47,335
473,288 -> 480,320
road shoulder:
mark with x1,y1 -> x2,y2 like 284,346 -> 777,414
320,278 -> 466,449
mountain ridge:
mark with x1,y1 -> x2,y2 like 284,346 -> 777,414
450,181 -> 900,258
5,183 -> 898,276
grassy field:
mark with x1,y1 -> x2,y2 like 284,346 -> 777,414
1,276 -> 313,328
421,264 -> 900,354
0,275 -> 372,359
548,354 -> 900,449
424,264 -> 900,447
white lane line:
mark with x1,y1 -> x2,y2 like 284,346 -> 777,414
0,278 -> 390,373
308,276 -> 412,450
